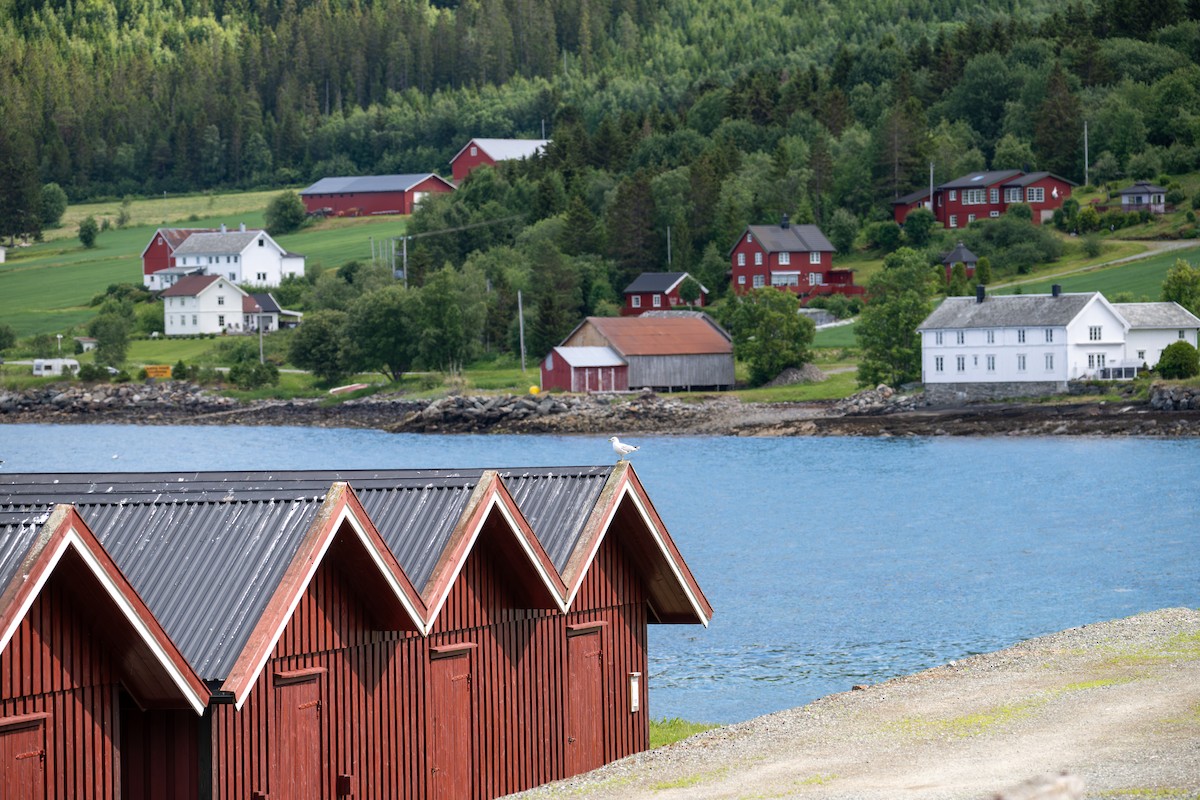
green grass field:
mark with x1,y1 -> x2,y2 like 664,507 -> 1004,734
994,244 -> 1200,299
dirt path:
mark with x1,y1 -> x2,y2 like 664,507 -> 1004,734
514,609 -> 1200,800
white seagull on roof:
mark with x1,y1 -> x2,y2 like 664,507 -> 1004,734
609,436 -> 639,461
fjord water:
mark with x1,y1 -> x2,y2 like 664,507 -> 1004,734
3,424 -> 1198,724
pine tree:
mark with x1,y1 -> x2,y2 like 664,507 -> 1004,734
1034,63 -> 1083,181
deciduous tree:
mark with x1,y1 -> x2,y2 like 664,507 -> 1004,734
855,247 -> 936,387
721,289 -> 815,387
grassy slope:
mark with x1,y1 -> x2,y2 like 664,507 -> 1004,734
994,243 -> 1200,299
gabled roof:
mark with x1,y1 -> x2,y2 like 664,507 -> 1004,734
938,170 -> 1024,189
300,174 -> 455,195
623,271 -> 708,295
919,292 -> 1101,330
1001,171 -> 1078,188
244,293 -> 282,314
568,316 -> 733,356
941,242 -> 979,265
1118,181 -> 1167,195
1113,302 -> 1200,329
549,346 -> 626,368
159,274 -> 224,297
173,231 -> 269,257
141,228 -> 216,259
0,504 -> 210,713
451,138 -> 550,164
736,223 -> 835,255
893,188 -> 931,205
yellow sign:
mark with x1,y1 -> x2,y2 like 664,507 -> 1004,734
144,364 -> 172,379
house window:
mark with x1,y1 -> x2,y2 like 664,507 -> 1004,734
809,251 -> 821,265
1179,330 -> 1186,339
967,214 -> 975,224
754,252 -> 763,266
956,355 -> 965,371
949,190 -> 957,201
737,253 -> 746,266
192,315 -> 198,325
779,252 -> 790,265
1026,187 -> 1045,203
218,314 -> 225,327
470,145 -> 478,156
631,296 -> 641,308
1137,350 -> 1146,361
990,211 -> 1000,218
962,188 -> 984,205
986,355 -> 995,371
234,256 -> 239,263
747,233 -> 753,243
258,239 -> 265,246
738,275 -> 746,285
773,274 -> 799,286
986,330 -> 995,344
1017,354 -> 1026,371
652,295 -> 662,307
1018,329 -> 1026,343
808,273 -> 823,286
1045,353 -> 1054,370
229,273 -> 236,281
990,188 -> 999,203
1088,353 -> 1106,369
218,296 -> 225,306
956,331 -> 965,345
1044,328 -> 1054,343
257,272 -> 267,282
1089,326 -> 1101,341
949,215 -> 958,228
1004,187 -> 1022,203
935,356 -> 944,372
935,331 -> 944,345
752,275 -> 765,288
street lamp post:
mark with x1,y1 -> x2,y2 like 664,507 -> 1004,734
56,334 -> 62,354
255,304 -> 264,364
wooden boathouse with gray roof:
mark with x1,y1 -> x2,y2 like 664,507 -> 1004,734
0,465 -> 710,800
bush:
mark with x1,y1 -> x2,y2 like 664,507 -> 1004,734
1081,235 -> 1103,258
865,221 -> 902,252
76,363 -> 111,382
40,183 -> 68,227
265,190 -> 308,235
1157,340 -> 1199,379
79,216 -> 99,248
228,360 -> 280,390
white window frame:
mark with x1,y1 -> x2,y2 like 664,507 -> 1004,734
1045,328 -> 1054,343
956,331 -> 965,345
935,356 -> 944,372
1089,326 -> 1101,341
808,272 -> 823,286
1045,353 -> 1054,371
989,188 -> 999,203
737,275 -> 746,285
949,215 -> 958,228
779,252 -> 790,265
986,330 -> 995,344
1018,329 -> 1026,343
631,295 -> 641,308
737,253 -> 745,266
1004,187 -> 1022,203
218,296 -> 225,306
1026,187 -> 1045,203
1017,354 -> 1026,371
956,355 -> 965,372
989,210 -> 1000,218
949,190 -> 957,201
967,213 -> 975,224
986,354 -> 996,371
809,251 -> 821,265
652,295 -> 662,307
935,331 -> 943,345
752,274 -> 765,288
754,252 -> 763,266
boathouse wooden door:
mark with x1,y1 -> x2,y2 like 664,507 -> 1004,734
429,646 -> 473,800
0,715 -> 46,800
273,669 -> 324,800
566,625 -> 605,777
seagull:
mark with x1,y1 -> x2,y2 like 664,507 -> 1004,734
609,436 -> 639,461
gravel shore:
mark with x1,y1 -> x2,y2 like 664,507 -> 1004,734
514,608 -> 1200,800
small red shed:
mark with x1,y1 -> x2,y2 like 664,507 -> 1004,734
622,272 -> 708,316
299,174 -> 456,216
541,346 -> 629,392
450,138 -> 550,182
0,465 -> 711,800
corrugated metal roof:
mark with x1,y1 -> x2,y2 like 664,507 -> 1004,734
301,174 -> 441,195
920,293 -> 1098,330
497,467 -> 612,571
579,317 -> 733,356
0,510 -> 46,593
552,346 -> 626,368
1113,302 -> 1200,329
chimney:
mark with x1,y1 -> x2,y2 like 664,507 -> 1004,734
219,223 -> 227,233
239,222 -> 246,232
1052,284 -> 1062,298
976,285 -> 986,304
780,213 -> 790,229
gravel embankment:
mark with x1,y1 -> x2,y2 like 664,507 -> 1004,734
514,608 -> 1200,800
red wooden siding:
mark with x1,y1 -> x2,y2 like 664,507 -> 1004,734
0,570 -> 119,800
451,147 -> 496,181
0,716 -> 46,800
429,651 -> 473,800
120,696 -> 200,800
273,672 -> 323,800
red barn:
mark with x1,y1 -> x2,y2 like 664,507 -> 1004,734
299,174 -> 456,216
0,466 -> 710,800
450,138 -> 550,182
893,170 -> 1076,228
541,346 -> 629,392
622,272 -> 708,316
729,217 -> 862,301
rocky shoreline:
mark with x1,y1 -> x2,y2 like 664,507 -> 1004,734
3,380 -> 1200,437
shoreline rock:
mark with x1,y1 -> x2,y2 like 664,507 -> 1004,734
3,380 -> 1200,437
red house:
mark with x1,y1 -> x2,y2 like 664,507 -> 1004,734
141,228 -> 215,289
541,346 -> 629,392
450,138 -> 550,182
622,272 -> 708,316
892,170 -> 1076,228
729,217 -> 862,301
0,467 -> 711,800
299,174 -> 456,217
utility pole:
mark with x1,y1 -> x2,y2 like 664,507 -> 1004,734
517,290 -> 526,373
1084,120 -> 1090,188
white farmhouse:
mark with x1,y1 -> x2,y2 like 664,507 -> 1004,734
161,275 -> 249,336
170,224 -> 304,287
919,286 -> 1200,401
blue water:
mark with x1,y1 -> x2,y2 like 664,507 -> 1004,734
2,424 -> 1198,723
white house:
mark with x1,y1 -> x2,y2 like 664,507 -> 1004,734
918,287 -> 1200,401
170,224 -> 304,287
160,275 -> 250,336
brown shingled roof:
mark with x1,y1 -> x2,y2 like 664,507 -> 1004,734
159,275 -> 222,297
577,316 -> 732,356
